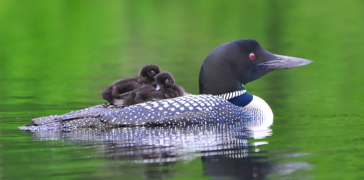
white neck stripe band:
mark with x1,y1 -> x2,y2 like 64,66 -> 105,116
215,90 -> 247,100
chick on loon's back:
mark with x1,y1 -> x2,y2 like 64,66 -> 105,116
102,64 -> 161,106
123,71 -> 184,107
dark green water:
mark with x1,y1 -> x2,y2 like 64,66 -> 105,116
0,0 -> 364,179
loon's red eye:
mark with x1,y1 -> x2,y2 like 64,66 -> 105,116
249,53 -> 256,60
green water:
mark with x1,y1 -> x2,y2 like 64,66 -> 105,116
0,0 -> 364,179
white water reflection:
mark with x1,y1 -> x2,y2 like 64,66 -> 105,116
29,120 -> 312,179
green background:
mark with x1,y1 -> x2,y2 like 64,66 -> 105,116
0,0 -> 363,179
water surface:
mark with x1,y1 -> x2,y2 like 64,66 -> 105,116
1,1 -> 364,179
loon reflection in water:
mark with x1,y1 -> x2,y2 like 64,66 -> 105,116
19,39 -> 312,131
31,121 -> 312,179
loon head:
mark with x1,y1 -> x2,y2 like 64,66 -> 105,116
155,71 -> 175,90
139,64 -> 161,82
199,39 -> 313,95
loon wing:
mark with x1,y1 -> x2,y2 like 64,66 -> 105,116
31,104 -> 115,125
19,94 -> 272,131
100,94 -> 266,127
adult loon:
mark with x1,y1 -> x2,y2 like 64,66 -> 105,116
123,71 -> 185,107
101,64 -> 161,105
19,39 -> 312,131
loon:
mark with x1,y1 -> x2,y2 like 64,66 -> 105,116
19,39 -> 312,131
154,72 -> 185,98
124,71 -> 185,107
101,64 -> 161,105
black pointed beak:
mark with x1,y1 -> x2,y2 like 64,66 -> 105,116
257,54 -> 313,70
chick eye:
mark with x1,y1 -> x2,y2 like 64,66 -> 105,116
165,79 -> 170,84
249,53 -> 256,60
149,70 -> 155,75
